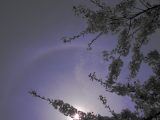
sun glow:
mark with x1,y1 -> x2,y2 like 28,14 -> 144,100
73,114 -> 79,120
68,105 -> 87,120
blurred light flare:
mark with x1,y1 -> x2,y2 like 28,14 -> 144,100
74,113 -> 79,120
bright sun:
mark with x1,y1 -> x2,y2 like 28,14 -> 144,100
68,105 -> 86,120
73,114 -> 79,120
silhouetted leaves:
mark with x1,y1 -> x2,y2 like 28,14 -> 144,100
30,0 -> 160,120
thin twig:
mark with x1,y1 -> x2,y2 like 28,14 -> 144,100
90,0 -> 105,10
133,6 -> 144,11
127,19 -> 132,37
139,0 -> 149,8
87,32 -> 103,50
130,4 -> 160,20
63,29 -> 88,43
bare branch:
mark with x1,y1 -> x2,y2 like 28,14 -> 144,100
87,32 -> 103,50
62,29 -> 89,43
130,4 -> 160,20
133,6 -> 144,11
139,0 -> 149,8
89,0 -> 106,10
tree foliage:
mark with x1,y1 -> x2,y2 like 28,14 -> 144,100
30,0 -> 160,120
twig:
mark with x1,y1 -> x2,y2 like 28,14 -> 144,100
62,29 -> 88,43
139,0 -> 149,8
90,0 -> 105,10
133,6 -> 144,11
127,19 -> 132,37
87,32 -> 103,50
130,4 -> 160,20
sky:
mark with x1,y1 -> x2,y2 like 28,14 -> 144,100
0,0 -> 160,120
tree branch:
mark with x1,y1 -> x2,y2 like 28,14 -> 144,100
139,0 -> 149,8
87,32 -> 103,50
130,4 -> 160,20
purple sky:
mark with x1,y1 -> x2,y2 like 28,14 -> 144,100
0,0 -> 160,120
